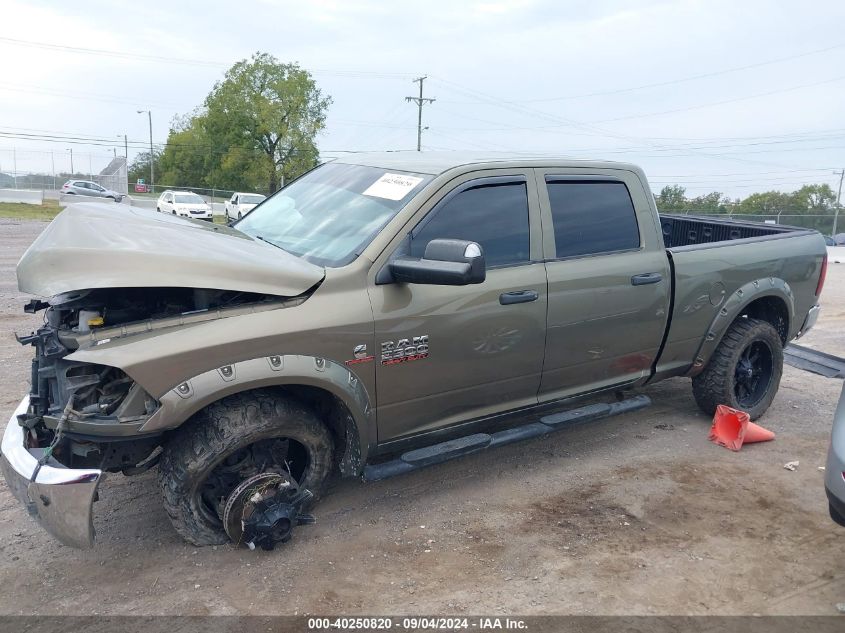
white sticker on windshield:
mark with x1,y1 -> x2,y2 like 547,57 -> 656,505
362,173 -> 424,201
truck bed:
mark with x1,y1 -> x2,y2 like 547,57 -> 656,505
659,214 -> 803,249
653,215 -> 825,381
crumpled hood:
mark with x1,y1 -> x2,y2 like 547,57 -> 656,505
17,202 -> 324,298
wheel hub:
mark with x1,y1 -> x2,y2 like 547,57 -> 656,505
222,472 -> 315,550
733,340 -> 773,408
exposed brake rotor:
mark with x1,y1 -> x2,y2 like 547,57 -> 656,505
222,471 -> 315,550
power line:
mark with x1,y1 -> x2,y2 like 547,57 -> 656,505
591,73 -> 845,124
652,168 -> 837,177
425,128 -> 515,152
0,36 -> 418,78
0,131 -> 151,145
7,125 -> 840,157
429,73 -> 845,172
0,36 -> 223,68
650,175 -> 839,184
657,183 -> 836,190
426,76 -> 801,169
645,128 -> 845,142
0,140 -> 410,156
0,82 -> 181,109
442,42 -> 845,104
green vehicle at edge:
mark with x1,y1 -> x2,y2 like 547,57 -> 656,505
1,153 -> 828,550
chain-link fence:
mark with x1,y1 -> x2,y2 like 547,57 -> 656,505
127,184 -> 238,206
0,148 -> 128,192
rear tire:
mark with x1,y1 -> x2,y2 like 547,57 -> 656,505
158,390 -> 334,546
830,502 -> 845,528
692,317 -> 783,420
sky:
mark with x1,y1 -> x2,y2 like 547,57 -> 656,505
1,0 -> 844,199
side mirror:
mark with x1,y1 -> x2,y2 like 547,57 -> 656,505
389,239 -> 486,286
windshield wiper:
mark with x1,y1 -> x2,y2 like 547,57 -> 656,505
254,234 -> 293,255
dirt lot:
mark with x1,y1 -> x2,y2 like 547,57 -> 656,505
0,217 -> 843,616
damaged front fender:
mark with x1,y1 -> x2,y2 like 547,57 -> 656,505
137,354 -> 373,476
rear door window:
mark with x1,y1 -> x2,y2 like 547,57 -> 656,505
545,180 -> 640,258
410,180 -> 530,268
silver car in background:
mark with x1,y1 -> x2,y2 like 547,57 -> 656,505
61,179 -> 124,202
826,382 -> 845,526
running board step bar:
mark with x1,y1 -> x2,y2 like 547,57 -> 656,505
363,394 -> 652,481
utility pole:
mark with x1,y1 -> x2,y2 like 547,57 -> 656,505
69,148 -> 74,175
118,134 -> 129,196
137,110 -> 154,193
834,169 -> 844,236
405,76 -> 435,151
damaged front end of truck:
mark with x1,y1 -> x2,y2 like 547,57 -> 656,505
1,203 -> 325,547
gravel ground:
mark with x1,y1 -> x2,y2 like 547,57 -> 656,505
0,217 -> 843,616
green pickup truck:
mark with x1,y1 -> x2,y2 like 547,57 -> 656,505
1,154 -> 828,550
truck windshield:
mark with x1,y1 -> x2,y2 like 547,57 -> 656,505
235,162 -> 432,267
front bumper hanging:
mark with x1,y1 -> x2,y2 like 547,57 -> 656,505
0,396 -> 103,548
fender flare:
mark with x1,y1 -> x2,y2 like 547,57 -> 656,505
138,354 -> 373,476
686,276 -> 795,377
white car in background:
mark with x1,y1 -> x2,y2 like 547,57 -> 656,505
156,190 -> 213,221
826,235 -> 845,264
225,192 -> 266,221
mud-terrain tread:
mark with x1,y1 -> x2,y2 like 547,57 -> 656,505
692,317 -> 783,421
158,389 -> 333,546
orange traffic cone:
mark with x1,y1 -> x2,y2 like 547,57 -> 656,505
709,404 -> 775,451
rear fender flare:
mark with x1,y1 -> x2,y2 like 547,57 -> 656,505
139,354 -> 373,476
686,277 -> 794,377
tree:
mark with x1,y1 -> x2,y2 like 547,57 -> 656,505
128,151 -> 161,187
686,191 -> 731,214
655,185 -> 687,211
791,184 -> 836,213
736,191 -> 793,215
202,53 -> 331,193
157,112 -> 213,188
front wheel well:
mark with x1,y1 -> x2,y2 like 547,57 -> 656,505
281,385 -> 357,475
738,296 -> 789,344
173,384 -> 362,478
